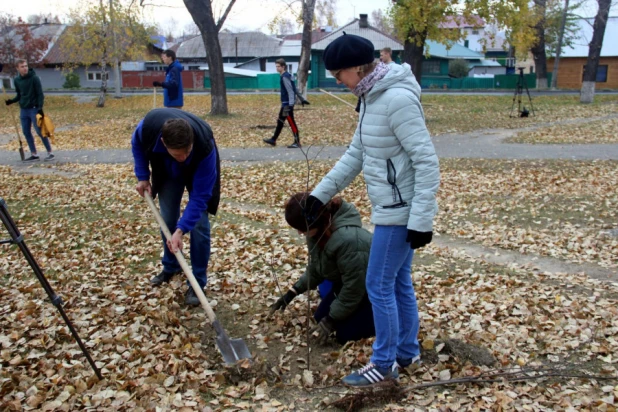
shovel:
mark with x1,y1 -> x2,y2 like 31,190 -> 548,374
1,85 -> 25,161
144,192 -> 252,365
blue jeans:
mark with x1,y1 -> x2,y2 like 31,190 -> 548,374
158,176 -> 210,290
20,108 -> 51,154
314,291 -> 375,344
367,225 -> 419,369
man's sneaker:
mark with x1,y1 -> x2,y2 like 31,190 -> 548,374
263,138 -> 277,146
287,142 -> 301,149
342,363 -> 398,387
150,270 -> 179,286
393,354 -> 422,371
184,287 -> 202,306
44,154 -> 55,161
23,155 -> 40,162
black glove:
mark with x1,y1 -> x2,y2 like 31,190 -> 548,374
301,98 -> 310,107
5,99 -> 12,106
282,105 -> 292,117
269,289 -> 297,315
37,109 -> 44,117
406,230 -> 433,250
153,81 -> 163,87
310,316 -> 336,345
303,195 -> 324,225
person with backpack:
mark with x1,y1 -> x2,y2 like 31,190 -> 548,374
263,58 -> 302,148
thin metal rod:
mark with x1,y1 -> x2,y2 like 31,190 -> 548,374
0,198 -> 103,380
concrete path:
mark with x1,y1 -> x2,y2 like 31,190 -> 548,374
1,115 -> 618,166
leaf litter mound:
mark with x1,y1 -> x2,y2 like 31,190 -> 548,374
0,158 -> 617,410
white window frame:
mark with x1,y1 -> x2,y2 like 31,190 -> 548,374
86,71 -> 109,81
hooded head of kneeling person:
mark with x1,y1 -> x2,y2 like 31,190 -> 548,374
269,192 -> 376,346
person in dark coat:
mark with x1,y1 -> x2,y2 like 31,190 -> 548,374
153,49 -> 184,108
270,192 -> 375,344
5,59 -> 54,161
131,109 -> 220,306
263,58 -> 302,149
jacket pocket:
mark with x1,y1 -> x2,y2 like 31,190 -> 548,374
383,159 -> 408,209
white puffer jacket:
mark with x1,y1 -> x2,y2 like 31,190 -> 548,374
312,63 -> 440,232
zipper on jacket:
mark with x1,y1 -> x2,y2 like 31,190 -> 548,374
359,95 -> 366,147
383,159 -> 408,209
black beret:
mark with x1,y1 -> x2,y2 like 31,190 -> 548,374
323,32 -> 375,71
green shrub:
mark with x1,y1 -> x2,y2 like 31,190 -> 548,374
449,59 -> 469,78
63,72 -> 81,89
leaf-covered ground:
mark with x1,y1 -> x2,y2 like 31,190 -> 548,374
509,116 -> 618,144
1,158 -> 617,410
1,94 -> 617,150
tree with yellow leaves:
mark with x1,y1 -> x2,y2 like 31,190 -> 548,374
60,0 -> 153,107
390,0 -> 539,84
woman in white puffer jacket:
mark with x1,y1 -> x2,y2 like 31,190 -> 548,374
305,33 -> 440,387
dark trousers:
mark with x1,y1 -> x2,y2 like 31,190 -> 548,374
314,291 -> 376,344
272,106 -> 300,143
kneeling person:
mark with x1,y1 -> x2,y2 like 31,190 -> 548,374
131,109 -> 220,306
270,193 -> 375,344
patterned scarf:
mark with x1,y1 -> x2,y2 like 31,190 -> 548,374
352,62 -> 390,97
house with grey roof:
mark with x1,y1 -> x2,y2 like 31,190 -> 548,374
1,23 -> 132,89
309,14 -> 503,88
176,31 -> 294,72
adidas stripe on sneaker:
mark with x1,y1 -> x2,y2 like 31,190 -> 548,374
342,363 -> 398,387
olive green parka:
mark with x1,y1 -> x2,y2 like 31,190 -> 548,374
293,201 -> 372,322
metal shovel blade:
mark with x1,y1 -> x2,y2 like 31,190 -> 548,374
212,320 -> 252,365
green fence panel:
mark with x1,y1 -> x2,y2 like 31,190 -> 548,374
226,77 -> 258,89
461,77 -> 495,89
257,73 -> 280,89
204,76 -> 258,89
421,77 -> 451,89
495,73 -> 537,89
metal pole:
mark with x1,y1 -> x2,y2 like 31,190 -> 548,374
0,198 -> 103,380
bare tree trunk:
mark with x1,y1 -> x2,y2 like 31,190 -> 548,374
97,0 -> 108,108
296,0 -> 317,98
580,0 -> 611,104
551,0 -> 569,90
183,0 -> 236,115
531,0 -> 548,89
110,0 -> 121,98
401,28 -> 426,84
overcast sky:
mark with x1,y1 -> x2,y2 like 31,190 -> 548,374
2,0 -> 616,37
1,0 -> 392,36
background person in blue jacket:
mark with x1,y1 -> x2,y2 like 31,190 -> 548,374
263,58 -> 301,149
153,50 -> 184,109
132,109 -> 220,306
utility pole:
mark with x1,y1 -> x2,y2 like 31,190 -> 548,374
110,0 -> 122,98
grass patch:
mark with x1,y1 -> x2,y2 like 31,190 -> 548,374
1,94 -> 616,150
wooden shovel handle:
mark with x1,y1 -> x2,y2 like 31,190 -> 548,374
144,192 -> 217,323
1,86 -> 24,146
